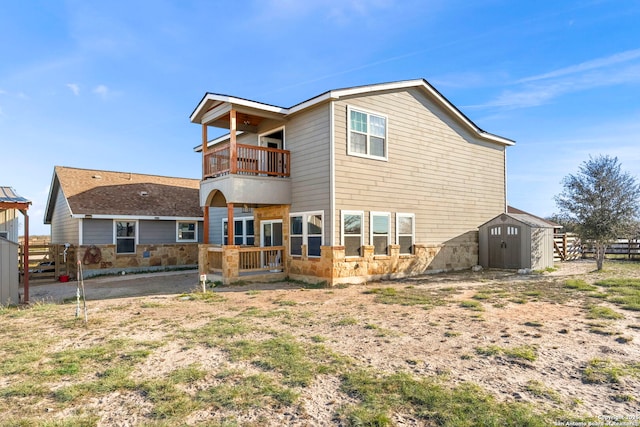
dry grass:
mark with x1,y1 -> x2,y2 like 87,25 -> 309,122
1,259 -> 639,426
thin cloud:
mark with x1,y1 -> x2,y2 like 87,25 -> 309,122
93,84 -> 110,98
469,52 -> 640,110
518,48 -> 640,83
66,83 -> 80,96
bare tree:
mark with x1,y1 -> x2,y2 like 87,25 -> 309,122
554,155 -> 640,270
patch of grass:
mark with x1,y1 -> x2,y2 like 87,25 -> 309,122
586,322 -> 617,336
198,373 -> 298,410
274,299 -> 297,306
181,317 -> 250,347
444,331 -> 461,338
475,345 -> 538,362
525,380 -> 562,403
168,363 -> 208,384
338,369 -> 553,426
333,316 -> 358,326
595,278 -> 640,311
225,334 -> 350,387
582,358 -> 640,384
0,381 -> 49,398
523,321 -> 543,328
0,338 -> 50,376
0,414 -> 101,427
310,335 -> 326,343
364,286 -> 449,308
53,364 -> 136,402
179,291 -> 227,303
459,300 -> 484,311
140,301 -> 164,308
587,305 -> 624,320
140,378 -> 199,419
564,279 -> 596,291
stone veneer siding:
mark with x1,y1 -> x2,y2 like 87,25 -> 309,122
78,243 -> 199,277
199,229 -> 479,286
288,232 -> 478,286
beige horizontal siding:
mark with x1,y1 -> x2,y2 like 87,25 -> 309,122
287,104 -> 331,237
333,88 -> 506,245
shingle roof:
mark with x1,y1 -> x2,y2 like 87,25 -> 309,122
0,187 -> 30,204
50,166 -> 202,219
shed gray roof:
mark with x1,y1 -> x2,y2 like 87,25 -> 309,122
505,213 -> 554,228
479,212 -> 554,229
0,187 -> 30,204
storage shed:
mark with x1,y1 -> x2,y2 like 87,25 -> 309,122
0,237 -> 19,304
1,186 -> 31,304
479,212 -> 555,270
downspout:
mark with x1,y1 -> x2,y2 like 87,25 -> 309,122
21,209 -> 29,304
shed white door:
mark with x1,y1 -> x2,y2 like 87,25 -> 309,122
488,225 -> 521,269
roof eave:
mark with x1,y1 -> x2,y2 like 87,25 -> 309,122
190,93 -> 288,124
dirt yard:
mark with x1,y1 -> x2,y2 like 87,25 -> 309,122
4,260 -> 640,426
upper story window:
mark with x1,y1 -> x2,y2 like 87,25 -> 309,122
348,106 -> 387,161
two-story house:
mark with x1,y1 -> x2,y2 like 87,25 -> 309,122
191,79 -> 514,285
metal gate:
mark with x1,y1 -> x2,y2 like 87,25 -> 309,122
488,224 -> 521,269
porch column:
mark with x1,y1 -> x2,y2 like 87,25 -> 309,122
229,109 -> 237,174
227,203 -> 234,244
21,209 -> 29,303
201,124 -> 208,178
203,206 -> 209,244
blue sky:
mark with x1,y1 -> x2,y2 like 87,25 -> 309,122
1,0 -> 639,235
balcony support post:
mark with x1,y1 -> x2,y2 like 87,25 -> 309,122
203,206 -> 209,244
227,202 -> 234,244
201,123 -> 207,179
229,109 -> 237,174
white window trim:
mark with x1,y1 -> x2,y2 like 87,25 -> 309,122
347,105 -> 388,161
341,210 -> 364,257
176,220 -> 198,242
222,217 -> 255,245
258,125 -> 286,149
370,211 -> 391,255
396,213 -> 415,254
289,210 -> 324,258
113,220 -> 138,254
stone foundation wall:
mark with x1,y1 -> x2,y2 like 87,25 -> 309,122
288,231 -> 478,285
78,243 -> 199,277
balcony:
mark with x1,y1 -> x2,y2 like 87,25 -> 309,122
204,142 -> 290,180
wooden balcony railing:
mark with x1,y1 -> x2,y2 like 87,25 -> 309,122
204,143 -> 290,179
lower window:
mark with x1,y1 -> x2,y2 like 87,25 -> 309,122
342,211 -> 363,257
396,213 -> 415,254
223,217 -> 255,245
177,221 -> 197,242
115,220 -> 136,254
370,212 -> 390,255
290,211 -> 323,257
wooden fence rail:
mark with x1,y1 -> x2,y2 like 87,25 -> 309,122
553,233 -> 582,261
19,244 -> 76,282
581,238 -> 640,259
